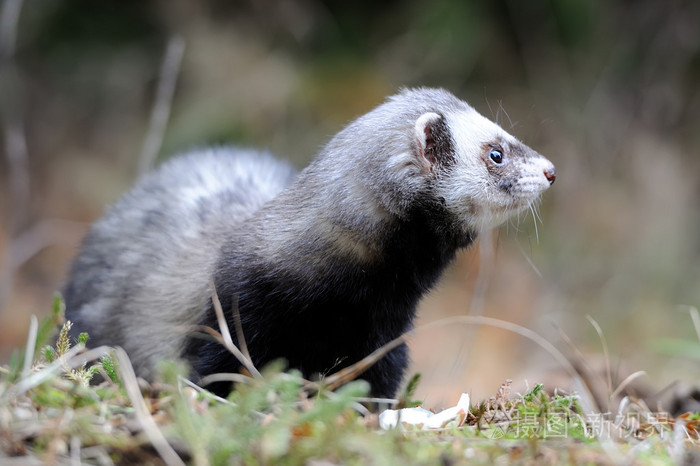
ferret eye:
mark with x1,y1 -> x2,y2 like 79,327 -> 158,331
489,149 -> 503,164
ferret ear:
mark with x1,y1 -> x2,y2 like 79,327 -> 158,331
414,112 -> 443,169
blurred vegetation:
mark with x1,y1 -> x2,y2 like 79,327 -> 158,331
1,0 -> 699,405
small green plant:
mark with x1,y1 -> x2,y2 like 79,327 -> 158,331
41,321 -> 102,386
523,383 -> 544,402
395,372 -> 422,409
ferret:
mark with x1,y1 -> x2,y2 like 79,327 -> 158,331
63,88 -> 556,398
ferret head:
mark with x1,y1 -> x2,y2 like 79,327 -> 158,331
410,94 -> 556,233
313,88 -> 554,240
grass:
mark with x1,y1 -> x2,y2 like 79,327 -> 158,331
0,299 -> 699,465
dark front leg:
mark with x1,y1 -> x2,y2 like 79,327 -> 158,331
360,343 -> 409,399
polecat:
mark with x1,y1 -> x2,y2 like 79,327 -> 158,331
63,88 -> 556,398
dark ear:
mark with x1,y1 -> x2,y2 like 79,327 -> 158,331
414,112 -> 444,168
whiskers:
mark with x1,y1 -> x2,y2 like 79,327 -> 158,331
485,96 -> 518,131
522,197 -> 543,242
505,197 -> 543,235
529,203 -> 540,244
508,197 -> 545,278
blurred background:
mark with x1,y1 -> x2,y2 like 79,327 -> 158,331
1,0 -> 699,408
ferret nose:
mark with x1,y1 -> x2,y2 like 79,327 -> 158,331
544,167 -> 556,185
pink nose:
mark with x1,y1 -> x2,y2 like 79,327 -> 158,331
544,167 -> 556,185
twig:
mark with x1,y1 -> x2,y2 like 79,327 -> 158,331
323,315 -> 589,402
352,396 -> 398,405
197,372 -> 255,387
586,314 -> 612,398
553,322 -> 605,412
231,294 -> 252,365
209,281 -> 262,379
609,370 -> 647,400
178,376 -> 235,405
7,343 -> 89,397
137,35 -> 185,177
21,314 -> 37,378
114,347 -> 186,466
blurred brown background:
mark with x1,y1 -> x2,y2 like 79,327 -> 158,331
1,0 -> 699,408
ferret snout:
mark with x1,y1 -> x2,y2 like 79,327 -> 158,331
544,166 -> 556,185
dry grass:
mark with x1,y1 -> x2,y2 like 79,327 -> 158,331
1,302 -> 699,465
1,1 -> 699,404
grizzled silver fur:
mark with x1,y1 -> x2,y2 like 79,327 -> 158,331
63,148 -> 296,374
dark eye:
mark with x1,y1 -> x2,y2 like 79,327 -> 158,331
489,148 -> 503,164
